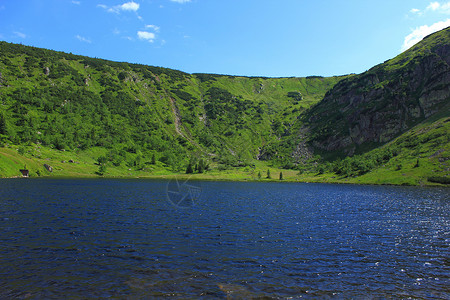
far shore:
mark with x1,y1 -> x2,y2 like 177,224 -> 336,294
2,173 -> 448,187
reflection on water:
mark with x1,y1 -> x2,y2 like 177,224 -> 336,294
0,179 -> 448,298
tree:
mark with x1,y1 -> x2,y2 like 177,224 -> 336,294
279,171 -> 283,180
197,158 -> 207,173
266,169 -> 271,179
186,162 -> 193,174
0,112 -> 7,135
151,153 -> 156,165
97,164 -> 106,176
258,171 -> 262,179
118,71 -> 127,81
97,155 -> 107,165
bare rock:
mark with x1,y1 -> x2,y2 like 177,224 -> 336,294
43,164 -> 53,172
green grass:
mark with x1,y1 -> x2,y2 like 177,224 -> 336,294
0,40 -> 345,172
0,28 -> 449,186
2,113 -> 448,187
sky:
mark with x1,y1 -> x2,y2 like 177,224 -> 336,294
1,0 -> 449,77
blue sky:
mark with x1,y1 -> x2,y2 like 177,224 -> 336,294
1,0 -> 449,77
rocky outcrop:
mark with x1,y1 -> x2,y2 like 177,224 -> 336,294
291,127 -> 315,163
43,164 -> 53,172
305,28 -> 450,154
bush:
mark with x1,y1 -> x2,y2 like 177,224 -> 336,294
316,165 -> 325,175
18,146 -> 26,155
428,176 -> 450,184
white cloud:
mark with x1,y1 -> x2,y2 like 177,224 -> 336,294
145,24 -> 160,32
439,2 -> 450,13
169,0 -> 191,3
137,31 -> 155,42
120,1 -> 139,11
426,1 -> 450,13
76,35 -> 91,43
401,19 -> 450,52
98,1 -> 140,13
14,31 -> 26,38
409,2 -> 450,16
72,1 -> 81,5
427,1 -> 441,11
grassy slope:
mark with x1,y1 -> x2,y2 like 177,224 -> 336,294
0,30 -> 449,185
0,41 -> 344,174
1,112 -> 447,186
324,115 -> 449,186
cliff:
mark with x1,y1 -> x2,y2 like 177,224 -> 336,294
304,27 -> 450,156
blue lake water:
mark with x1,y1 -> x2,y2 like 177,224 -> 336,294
0,179 -> 449,298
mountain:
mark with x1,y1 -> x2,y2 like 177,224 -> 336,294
0,27 -> 449,185
302,27 -> 449,158
0,41 -> 344,174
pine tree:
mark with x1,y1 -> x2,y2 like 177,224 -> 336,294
151,154 -> 156,165
266,169 -> 271,179
258,171 -> 262,179
279,172 -> 283,180
198,158 -> 205,173
98,164 -> 106,176
186,162 -> 193,174
0,113 -> 7,135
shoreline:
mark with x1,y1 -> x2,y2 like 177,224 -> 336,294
1,173 -> 448,188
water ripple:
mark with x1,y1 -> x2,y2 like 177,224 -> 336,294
0,179 -> 448,298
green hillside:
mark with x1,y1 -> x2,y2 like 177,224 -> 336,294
0,27 -> 449,185
0,41 -> 344,176
302,27 -> 450,157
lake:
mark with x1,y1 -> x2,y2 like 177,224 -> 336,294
0,179 -> 448,298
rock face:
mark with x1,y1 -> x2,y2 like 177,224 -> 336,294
305,28 -> 450,154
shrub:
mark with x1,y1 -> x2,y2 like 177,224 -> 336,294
428,176 -> 450,184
